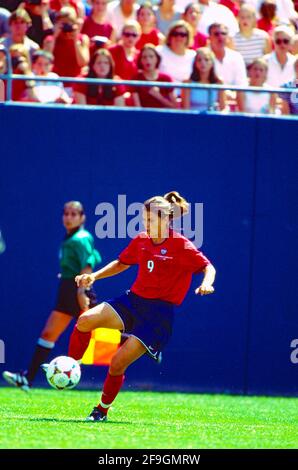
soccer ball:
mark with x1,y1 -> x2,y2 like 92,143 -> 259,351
46,356 -> 81,390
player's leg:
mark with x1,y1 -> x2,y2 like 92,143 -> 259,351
68,302 -> 124,361
27,310 -> 73,383
2,310 -> 73,390
87,336 -> 146,422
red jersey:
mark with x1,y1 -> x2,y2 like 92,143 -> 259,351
118,231 -> 211,305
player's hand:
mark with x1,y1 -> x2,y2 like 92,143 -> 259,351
195,284 -> 215,296
77,291 -> 90,311
75,273 -> 95,288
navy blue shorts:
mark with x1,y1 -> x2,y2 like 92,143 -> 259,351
105,290 -> 174,360
55,279 -> 98,318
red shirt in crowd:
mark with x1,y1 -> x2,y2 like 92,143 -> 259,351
1,74 -> 31,101
81,16 -> 114,39
135,29 -> 160,50
192,32 -> 208,50
131,71 -> 174,108
118,231 -> 210,305
12,79 -> 28,101
108,44 -> 138,80
50,0 -> 80,15
257,18 -> 275,36
219,0 -> 239,16
53,34 -> 85,77
74,80 -> 125,105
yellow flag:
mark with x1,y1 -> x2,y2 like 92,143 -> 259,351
82,328 -> 121,366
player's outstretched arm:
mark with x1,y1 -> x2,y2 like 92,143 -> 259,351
75,260 -> 130,288
195,264 -> 216,296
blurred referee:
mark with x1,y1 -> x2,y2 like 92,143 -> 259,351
3,201 -> 102,391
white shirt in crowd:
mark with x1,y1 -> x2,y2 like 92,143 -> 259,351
233,29 -> 268,66
106,0 -> 138,36
263,52 -> 296,87
156,45 -> 196,82
244,85 -> 272,113
33,72 -> 65,103
213,47 -> 248,86
0,35 -> 39,59
197,1 -> 239,36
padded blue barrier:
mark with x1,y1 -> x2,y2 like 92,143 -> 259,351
246,117 -> 298,396
0,104 -> 297,395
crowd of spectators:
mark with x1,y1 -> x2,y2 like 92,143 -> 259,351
0,0 -> 297,114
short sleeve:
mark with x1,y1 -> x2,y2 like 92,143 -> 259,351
118,236 -> 141,265
180,240 -> 211,273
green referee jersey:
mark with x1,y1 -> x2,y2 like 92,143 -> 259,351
59,227 -> 102,279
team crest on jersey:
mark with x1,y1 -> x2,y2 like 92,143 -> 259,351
161,249 -> 167,255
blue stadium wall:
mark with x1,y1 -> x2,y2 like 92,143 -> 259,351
0,104 -> 297,396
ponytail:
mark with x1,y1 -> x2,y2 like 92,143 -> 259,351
144,191 -> 189,220
164,191 -> 189,218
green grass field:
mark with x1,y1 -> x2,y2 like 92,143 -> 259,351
0,387 -> 297,449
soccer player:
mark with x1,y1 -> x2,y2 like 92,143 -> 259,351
3,201 -> 102,391
69,191 -> 216,421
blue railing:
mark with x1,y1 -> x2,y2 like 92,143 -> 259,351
0,48 -> 297,110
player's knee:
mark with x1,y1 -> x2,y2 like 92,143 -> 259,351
77,314 -> 92,332
110,356 -> 126,375
40,329 -> 57,342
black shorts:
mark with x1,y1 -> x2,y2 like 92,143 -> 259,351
105,290 -> 174,360
55,279 -> 98,318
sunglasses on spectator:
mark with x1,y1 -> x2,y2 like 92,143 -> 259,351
171,31 -> 188,38
123,32 -> 138,38
212,31 -> 228,37
275,38 -> 290,45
